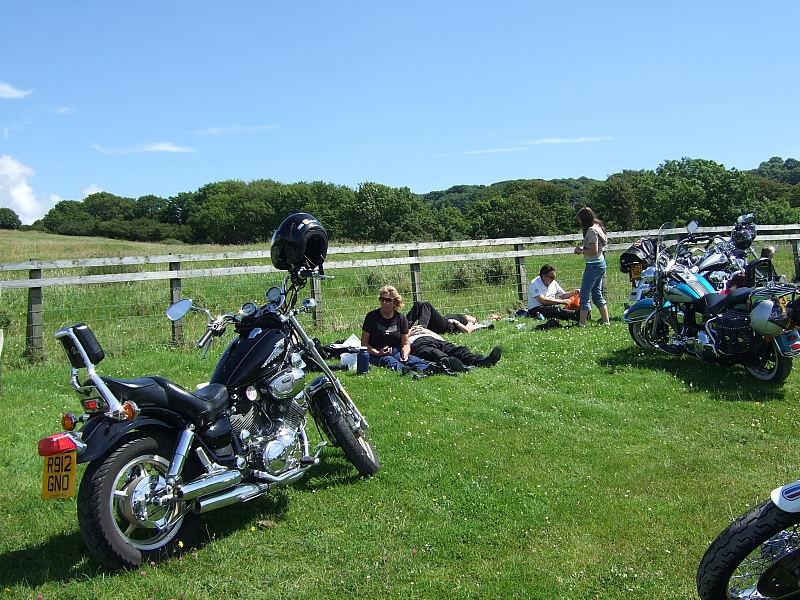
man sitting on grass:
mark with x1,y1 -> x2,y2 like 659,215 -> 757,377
527,263 -> 581,322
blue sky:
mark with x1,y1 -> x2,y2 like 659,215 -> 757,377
1,1 -> 798,224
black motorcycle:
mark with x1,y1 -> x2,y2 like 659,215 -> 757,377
37,213 -> 379,569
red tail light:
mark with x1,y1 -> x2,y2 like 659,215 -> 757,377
38,433 -> 78,456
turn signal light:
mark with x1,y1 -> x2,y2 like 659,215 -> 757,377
61,413 -> 78,431
120,401 -> 138,421
38,433 -> 77,456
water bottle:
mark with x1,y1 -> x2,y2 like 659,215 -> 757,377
357,346 -> 370,375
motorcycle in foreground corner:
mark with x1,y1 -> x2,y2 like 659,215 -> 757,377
697,479 -> 800,599
622,219 -> 799,383
36,213 -> 379,569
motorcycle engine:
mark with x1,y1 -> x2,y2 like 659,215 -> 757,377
229,367 -> 309,476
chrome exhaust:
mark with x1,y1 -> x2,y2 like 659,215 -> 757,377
191,483 -> 268,514
177,469 -> 243,501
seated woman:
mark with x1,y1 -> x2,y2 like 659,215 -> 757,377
405,301 -> 478,334
361,286 -> 429,375
527,263 -> 580,321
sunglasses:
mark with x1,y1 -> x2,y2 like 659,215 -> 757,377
378,296 -> 394,303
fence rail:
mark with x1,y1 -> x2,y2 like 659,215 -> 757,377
2,225 -> 800,362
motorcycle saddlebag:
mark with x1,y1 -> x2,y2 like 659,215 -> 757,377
714,308 -> 757,356
620,237 -> 657,274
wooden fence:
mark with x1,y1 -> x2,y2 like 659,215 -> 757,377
2,224 -> 800,361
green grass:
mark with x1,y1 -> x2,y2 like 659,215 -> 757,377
2,320 -> 800,599
2,231 -> 800,599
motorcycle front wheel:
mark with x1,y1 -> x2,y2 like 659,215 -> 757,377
314,389 -> 380,477
745,340 -> 793,384
77,431 -> 200,569
697,499 -> 800,600
643,309 -> 683,357
628,322 -> 651,348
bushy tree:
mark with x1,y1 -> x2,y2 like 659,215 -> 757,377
0,207 -> 21,229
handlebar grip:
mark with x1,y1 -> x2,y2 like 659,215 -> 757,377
197,329 -> 214,348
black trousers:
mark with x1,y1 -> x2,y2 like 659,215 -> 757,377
410,337 -> 484,366
528,305 -> 579,321
406,301 -> 457,334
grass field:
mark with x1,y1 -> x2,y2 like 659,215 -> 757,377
1,232 -> 800,599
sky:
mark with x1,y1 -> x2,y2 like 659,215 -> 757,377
1,1 -> 799,225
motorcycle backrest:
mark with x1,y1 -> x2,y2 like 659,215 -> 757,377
744,258 -> 778,288
57,323 -> 105,369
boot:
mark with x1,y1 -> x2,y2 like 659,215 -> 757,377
477,346 -> 502,367
442,356 -> 466,372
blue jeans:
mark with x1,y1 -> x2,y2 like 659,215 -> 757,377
579,259 -> 607,312
369,349 -> 428,372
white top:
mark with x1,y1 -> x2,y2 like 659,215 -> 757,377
527,276 -> 566,310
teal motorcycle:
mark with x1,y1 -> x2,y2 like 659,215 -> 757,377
622,220 -> 799,384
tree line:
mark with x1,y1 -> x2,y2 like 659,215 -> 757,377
4,156 -> 800,243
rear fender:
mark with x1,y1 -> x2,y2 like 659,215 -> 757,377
772,479 -> 800,512
76,413 -> 179,463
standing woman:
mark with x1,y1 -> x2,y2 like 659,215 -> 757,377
361,285 -> 429,374
574,207 -> 611,327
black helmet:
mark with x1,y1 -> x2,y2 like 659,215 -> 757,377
732,221 -> 756,250
270,213 -> 328,272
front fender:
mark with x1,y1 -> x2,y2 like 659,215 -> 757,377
307,375 -> 342,425
622,299 -> 657,324
76,414 -> 177,463
772,479 -> 800,512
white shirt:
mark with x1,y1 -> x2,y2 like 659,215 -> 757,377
528,276 -> 566,310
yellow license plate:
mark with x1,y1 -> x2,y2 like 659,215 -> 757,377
41,451 -> 76,499
630,263 -> 643,279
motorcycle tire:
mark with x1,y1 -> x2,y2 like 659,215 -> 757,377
316,389 -> 380,477
628,322 -> 651,348
745,340 -> 793,384
643,310 -> 683,357
697,499 -> 800,600
77,431 -> 201,569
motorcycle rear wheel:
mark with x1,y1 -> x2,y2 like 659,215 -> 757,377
77,431 -> 200,569
745,340 -> 793,384
697,499 -> 800,600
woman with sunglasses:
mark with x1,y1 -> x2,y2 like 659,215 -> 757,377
361,285 -> 429,375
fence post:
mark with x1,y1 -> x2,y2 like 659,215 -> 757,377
26,267 -> 43,363
169,260 -> 183,345
409,249 -> 422,302
514,244 -> 528,306
312,276 -> 323,326
793,241 -> 800,282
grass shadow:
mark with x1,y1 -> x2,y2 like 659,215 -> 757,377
602,344 -> 792,401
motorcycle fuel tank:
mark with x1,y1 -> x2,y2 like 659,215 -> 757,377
210,328 -> 287,389
664,271 -> 715,303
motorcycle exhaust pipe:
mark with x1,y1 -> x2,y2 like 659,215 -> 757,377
191,483 -> 268,514
176,469 -> 243,501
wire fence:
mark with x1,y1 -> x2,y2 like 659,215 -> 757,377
1,236 -> 797,368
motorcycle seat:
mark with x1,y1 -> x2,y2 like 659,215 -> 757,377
99,376 -> 229,427
703,287 -> 752,316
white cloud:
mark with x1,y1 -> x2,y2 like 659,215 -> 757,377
91,142 -> 195,154
462,147 -> 527,155
55,106 -> 73,114
0,82 -> 33,99
190,125 -> 278,135
0,155 -> 57,224
83,184 -> 103,196
525,136 -> 612,145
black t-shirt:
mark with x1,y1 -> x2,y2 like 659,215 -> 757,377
362,309 -> 409,351
445,314 -> 467,331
